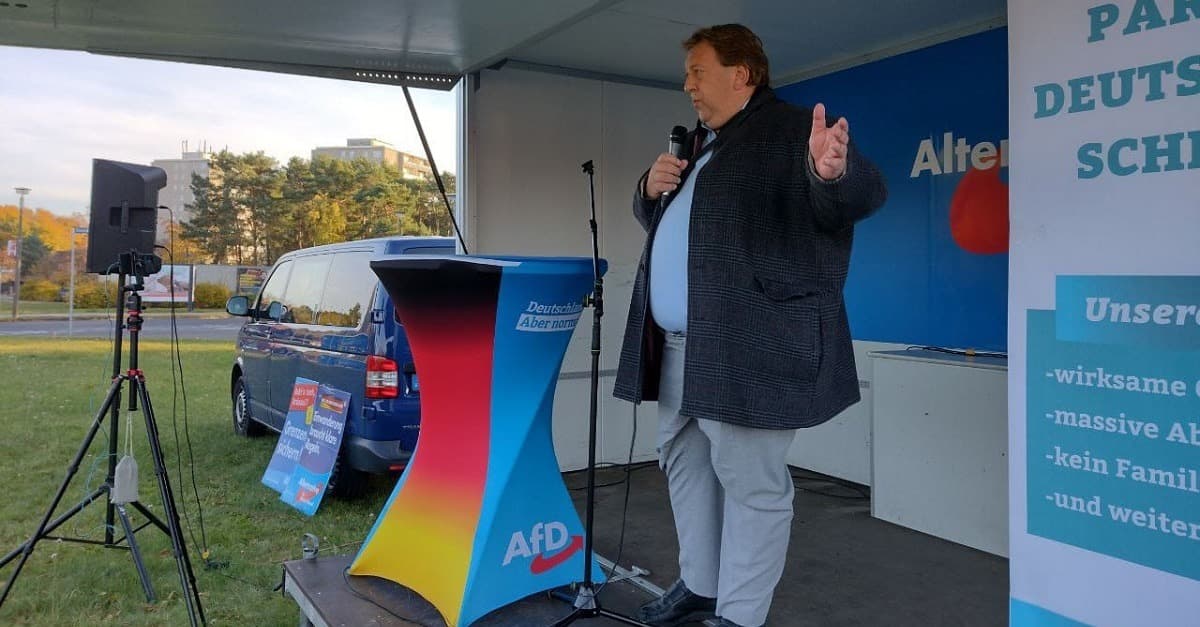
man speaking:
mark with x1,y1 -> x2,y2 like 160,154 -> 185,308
613,24 -> 888,627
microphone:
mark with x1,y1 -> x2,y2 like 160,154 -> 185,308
663,125 -> 689,199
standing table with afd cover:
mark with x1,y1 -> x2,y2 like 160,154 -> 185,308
349,255 -> 606,627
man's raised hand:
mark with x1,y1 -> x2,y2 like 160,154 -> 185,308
809,103 -> 849,181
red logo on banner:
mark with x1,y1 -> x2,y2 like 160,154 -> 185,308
950,155 -> 1009,254
529,535 -> 583,574
503,522 -> 582,573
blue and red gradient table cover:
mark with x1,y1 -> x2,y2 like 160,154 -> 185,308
350,255 -> 607,626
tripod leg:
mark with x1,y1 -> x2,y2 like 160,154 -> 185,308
127,501 -> 170,536
135,378 -> 206,626
0,375 -> 124,610
106,273 -> 129,547
594,607 -> 655,626
116,505 -> 156,602
550,606 -> 652,627
0,486 -> 107,568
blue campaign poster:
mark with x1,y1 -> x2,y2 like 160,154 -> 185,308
281,384 -> 351,516
261,377 -> 318,494
775,28 -> 1009,351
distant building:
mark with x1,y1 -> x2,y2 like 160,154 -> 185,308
152,142 -> 212,241
311,138 -> 433,180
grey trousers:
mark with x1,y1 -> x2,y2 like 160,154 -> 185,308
657,332 -> 797,627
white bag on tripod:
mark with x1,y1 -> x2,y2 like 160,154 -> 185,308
113,410 -> 140,505
113,455 -> 140,504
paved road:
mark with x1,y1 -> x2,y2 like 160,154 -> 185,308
0,316 -> 244,341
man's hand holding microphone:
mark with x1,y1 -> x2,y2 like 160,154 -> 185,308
643,125 -> 691,201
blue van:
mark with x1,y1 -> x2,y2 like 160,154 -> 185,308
225,236 -> 455,496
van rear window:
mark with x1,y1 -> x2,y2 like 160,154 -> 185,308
282,255 -> 331,324
317,252 -> 376,328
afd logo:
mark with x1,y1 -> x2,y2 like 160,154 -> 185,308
502,522 -> 583,574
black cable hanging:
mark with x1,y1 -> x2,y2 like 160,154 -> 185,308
401,84 -> 469,254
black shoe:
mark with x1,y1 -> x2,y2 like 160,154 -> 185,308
636,579 -> 717,626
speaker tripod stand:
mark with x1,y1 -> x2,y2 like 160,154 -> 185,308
0,252 -> 205,626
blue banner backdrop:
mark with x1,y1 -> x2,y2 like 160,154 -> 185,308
775,27 -> 1009,351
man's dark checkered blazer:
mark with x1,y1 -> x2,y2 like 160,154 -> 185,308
613,86 -> 888,430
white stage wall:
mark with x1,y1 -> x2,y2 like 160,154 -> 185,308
463,67 -> 688,471
462,67 -> 893,480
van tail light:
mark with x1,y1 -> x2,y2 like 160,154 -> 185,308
366,355 -> 400,399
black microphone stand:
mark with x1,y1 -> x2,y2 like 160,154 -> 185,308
551,161 -> 650,627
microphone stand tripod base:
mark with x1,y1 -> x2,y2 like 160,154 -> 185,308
552,584 -> 652,627
551,160 -> 651,627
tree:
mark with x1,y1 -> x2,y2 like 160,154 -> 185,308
182,151 -> 283,265
163,220 -> 205,265
284,156 -> 421,243
181,164 -> 239,264
18,231 -> 49,279
178,151 -> 459,265
408,171 -> 457,236
28,209 -> 82,251
350,168 -> 418,239
0,206 -> 85,252
245,153 -> 286,263
292,193 -> 347,249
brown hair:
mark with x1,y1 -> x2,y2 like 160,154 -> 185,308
683,24 -> 770,87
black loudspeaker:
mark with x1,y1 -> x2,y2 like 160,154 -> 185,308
86,159 -> 167,274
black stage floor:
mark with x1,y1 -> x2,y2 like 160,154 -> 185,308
283,553 -> 655,627
283,465 -> 1008,626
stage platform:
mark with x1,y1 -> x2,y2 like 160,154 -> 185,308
283,464 -> 1008,626
283,553 -> 662,627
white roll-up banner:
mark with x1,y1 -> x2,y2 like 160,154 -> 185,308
1008,1 -> 1199,624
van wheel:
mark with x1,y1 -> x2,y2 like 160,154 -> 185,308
232,377 -> 266,437
327,456 -> 369,499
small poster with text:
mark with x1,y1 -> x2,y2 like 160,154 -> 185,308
236,266 -> 267,297
261,377 -> 318,494
281,384 -> 351,516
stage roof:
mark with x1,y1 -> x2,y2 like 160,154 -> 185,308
0,0 -> 1005,89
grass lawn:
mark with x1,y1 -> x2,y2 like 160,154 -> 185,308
0,338 -> 396,625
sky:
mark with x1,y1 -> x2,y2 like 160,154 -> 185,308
0,45 -> 459,217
